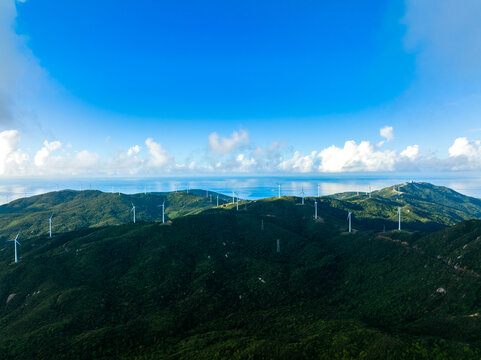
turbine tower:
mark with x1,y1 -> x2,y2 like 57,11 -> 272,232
235,192 -> 239,211
300,188 -> 305,205
131,202 -> 136,224
46,214 -> 54,238
348,212 -> 352,233
314,201 -> 318,219
398,206 -> 401,231
7,233 -> 21,263
161,201 -> 165,224
232,191 -> 235,204
216,195 -> 219,207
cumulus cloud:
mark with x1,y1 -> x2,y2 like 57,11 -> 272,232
145,138 -> 173,169
34,140 -> 62,166
208,129 -> 249,155
0,129 -> 28,175
400,144 -> 419,160
318,141 -> 398,172
276,140 -> 422,173
127,145 -> 140,156
278,151 -> 317,173
380,126 -> 394,141
448,137 -> 481,169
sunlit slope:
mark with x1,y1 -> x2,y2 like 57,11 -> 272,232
0,189 -> 231,240
1,199 -> 481,359
327,182 -> 481,231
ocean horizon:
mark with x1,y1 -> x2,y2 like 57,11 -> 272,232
2,173 -> 481,205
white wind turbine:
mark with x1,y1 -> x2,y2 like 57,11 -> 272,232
131,202 -> 136,223
347,211 -> 352,233
161,201 -> 165,224
235,192 -> 239,210
398,206 -> 401,231
7,232 -> 21,263
232,191 -> 235,204
314,201 -> 318,219
216,195 -> 219,207
277,184 -> 281,198
300,188 -> 305,205
46,214 -> 54,238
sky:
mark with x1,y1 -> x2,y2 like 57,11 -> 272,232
1,0 -> 481,177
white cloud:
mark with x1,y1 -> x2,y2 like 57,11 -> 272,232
127,145 -> 140,156
448,137 -> 481,169
0,129 -> 28,175
208,129 -> 249,155
145,138 -> 173,169
34,140 -> 62,166
278,151 -> 317,173
74,150 -> 99,169
380,126 -> 394,142
400,144 -> 419,160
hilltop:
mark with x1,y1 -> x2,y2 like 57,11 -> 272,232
326,181 -> 481,231
1,184 -> 481,359
1,182 -> 480,242
0,189 -> 231,240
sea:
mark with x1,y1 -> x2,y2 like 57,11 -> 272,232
1,173 -> 481,205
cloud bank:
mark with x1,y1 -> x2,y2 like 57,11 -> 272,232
0,125 -> 480,176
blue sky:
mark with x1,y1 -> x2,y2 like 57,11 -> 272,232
1,0 -> 481,176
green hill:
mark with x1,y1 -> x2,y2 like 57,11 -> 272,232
0,189 -> 231,241
1,182 -> 480,243
326,182 -> 481,232
2,189 -> 481,359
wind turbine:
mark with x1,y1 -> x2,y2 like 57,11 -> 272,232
209,194 -> 212,203
368,185 -> 372,198
232,191 -> 235,204
235,192 -> 239,211
398,206 -> 401,231
161,201 -> 165,224
7,233 -> 21,263
46,214 -> 54,238
300,188 -> 305,205
314,201 -> 318,219
347,211 -> 352,233
216,195 -> 219,207
131,202 -> 136,224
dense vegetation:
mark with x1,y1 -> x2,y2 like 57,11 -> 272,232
0,189 -> 231,241
1,182 -> 481,359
